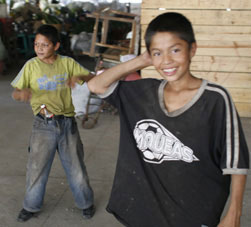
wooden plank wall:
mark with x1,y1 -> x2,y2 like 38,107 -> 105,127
140,0 -> 251,117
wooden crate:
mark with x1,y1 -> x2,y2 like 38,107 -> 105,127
83,9 -> 139,61
141,0 -> 251,117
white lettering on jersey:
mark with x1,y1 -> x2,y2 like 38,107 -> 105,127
133,119 -> 199,164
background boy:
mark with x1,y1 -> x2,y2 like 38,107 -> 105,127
88,12 -> 249,227
11,24 -> 95,222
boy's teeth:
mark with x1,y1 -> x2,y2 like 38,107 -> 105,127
163,68 -> 176,73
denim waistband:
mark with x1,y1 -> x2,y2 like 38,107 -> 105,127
37,113 -> 73,121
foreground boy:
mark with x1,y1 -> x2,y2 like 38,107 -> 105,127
11,25 -> 95,222
88,12 -> 249,227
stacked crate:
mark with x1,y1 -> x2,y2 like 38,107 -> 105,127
141,0 -> 251,117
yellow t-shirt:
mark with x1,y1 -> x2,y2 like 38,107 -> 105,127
11,55 -> 90,116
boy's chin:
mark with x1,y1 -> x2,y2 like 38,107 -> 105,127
159,73 -> 176,81
36,54 -> 44,58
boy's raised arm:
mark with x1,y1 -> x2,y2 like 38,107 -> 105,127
88,51 -> 152,95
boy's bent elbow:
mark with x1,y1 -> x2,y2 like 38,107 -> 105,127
87,81 -> 107,95
87,80 -> 97,93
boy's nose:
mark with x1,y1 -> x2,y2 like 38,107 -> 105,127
37,45 -> 44,50
162,54 -> 173,64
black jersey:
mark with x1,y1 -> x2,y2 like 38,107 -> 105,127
100,78 -> 249,227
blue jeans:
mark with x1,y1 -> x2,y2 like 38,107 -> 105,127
23,115 -> 94,212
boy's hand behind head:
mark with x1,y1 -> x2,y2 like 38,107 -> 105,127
141,51 -> 153,67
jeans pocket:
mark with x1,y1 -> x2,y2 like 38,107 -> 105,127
33,116 -> 44,128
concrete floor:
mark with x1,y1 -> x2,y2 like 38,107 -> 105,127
0,62 -> 251,227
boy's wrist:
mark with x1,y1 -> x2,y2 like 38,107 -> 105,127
133,53 -> 152,70
122,56 -> 147,73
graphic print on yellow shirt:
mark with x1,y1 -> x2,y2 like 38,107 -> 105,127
37,73 -> 67,90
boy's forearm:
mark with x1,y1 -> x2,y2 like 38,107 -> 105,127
218,174 -> 247,227
228,174 -> 247,214
88,54 -> 150,94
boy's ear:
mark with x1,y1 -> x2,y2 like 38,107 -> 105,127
189,42 -> 197,58
54,42 -> 60,51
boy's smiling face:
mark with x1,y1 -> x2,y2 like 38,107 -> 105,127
149,32 -> 196,83
34,34 -> 60,64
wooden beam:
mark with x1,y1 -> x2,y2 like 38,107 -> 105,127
141,70 -> 251,89
141,25 -> 251,42
235,102 -> 251,117
142,0 -> 251,10
87,13 -> 135,24
96,43 -> 129,51
89,14 -> 100,57
129,21 -> 137,54
141,41 -> 251,57
101,19 -> 109,44
141,9 -> 251,26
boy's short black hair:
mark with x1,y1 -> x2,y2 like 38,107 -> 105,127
36,24 -> 60,45
144,12 -> 196,52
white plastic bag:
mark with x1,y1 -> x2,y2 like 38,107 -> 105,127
71,82 -> 102,116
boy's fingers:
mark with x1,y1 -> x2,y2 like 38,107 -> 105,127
66,79 -> 73,88
21,90 -> 32,102
66,80 -> 74,88
70,83 -> 76,88
66,77 -> 78,88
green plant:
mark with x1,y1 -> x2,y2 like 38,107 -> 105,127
42,12 -> 61,24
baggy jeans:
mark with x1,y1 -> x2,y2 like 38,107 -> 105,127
23,115 -> 94,212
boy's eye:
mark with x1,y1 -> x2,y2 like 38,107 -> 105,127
34,43 -> 49,48
152,52 -> 160,57
171,48 -> 180,54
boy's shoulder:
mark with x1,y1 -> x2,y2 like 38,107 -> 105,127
56,54 -> 75,62
20,57 -> 40,70
122,77 -> 162,87
56,55 -> 84,67
25,56 -> 38,65
120,77 -> 162,93
204,80 -> 231,98
199,79 -> 235,110
100,78 -> 161,99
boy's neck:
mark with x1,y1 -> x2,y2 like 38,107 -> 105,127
166,74 -> 200,92
39,54 -> 58,64
163,75 -> 202,112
